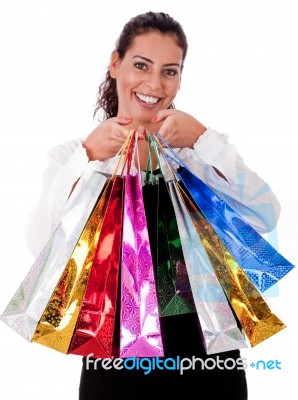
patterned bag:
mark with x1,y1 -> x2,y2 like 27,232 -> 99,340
155,133 -> 295,293
119,132 -> 164,358
0,169 -> 108,342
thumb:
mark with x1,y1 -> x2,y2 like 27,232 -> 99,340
116,116 -> 133,125
151,109 -> 176,123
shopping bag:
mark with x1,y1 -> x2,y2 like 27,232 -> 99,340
175,182 -> 286,348
30,132 -> 136,354
120,132 -> 164,358
143,138 -> 195,317
0,169 -> 108,341
154,133 -> 295,293
31,178 -> 113,353
146,176 -> 196,317
168,180 -> 248,354
68,175 -> 124,358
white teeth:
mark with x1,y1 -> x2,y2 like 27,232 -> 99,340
136,93 -> 159,104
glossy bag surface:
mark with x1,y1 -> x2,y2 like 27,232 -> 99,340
31,179 -> 113,353
175,182 -> 286,348
155,177 -> 196,316
168,181 -> 248,354
177,167 -> 294,292
0,170 -> 108,341
120,169 -> 164,358
154,132 -> 295,293
68,176 -> 124,358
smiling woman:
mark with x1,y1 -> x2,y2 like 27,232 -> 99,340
109,32 -> 182,121
24,11 -> 282,400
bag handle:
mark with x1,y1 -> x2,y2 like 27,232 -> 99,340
145,134 -> 164,184
146,133 -> 189,182
112,130 -> 137,178
155,132 -> 190,171
120,130 -> 137,175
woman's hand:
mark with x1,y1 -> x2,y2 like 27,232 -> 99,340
151,109 -> 207,148
82,117 -> 145,161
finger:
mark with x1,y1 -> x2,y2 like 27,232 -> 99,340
112,116 -> 133,125
136,125 -> 145,140
151,109 -> 177,123
155,120 -> 169,139
120,128 -> 130,141
154,122 -> 174,147
110,126 -> 129,144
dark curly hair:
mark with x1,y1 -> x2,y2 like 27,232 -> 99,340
93,11 -> 188,120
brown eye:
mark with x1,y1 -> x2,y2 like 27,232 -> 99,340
135,62 -> 147,70
163,69 -> 178,76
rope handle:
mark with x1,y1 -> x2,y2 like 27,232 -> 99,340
145,134 -> 163,184
155,132 -> 189,170
146,133 -> 190,182
112,130 -> 137,179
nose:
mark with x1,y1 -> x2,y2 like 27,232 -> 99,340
146,71 -> 161,91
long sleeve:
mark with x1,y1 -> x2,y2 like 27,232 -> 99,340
25,127 -> 281,257
25,139 -> 90,257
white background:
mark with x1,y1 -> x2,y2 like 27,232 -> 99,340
0,0 -> 297,399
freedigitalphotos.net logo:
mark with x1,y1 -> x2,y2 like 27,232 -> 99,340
86,354 -> 248,375
86,355 -> 282,375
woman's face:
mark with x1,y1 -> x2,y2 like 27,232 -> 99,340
110,31 -> 183,126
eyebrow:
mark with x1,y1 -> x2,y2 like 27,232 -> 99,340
132,55 -> 181,68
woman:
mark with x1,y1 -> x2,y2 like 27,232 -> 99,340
25,11 -> 280,400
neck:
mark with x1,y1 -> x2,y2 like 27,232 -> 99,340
136,138 -> 158,172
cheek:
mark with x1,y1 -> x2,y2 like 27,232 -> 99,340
117,75 -> 138,97
167,81 -> 180,99
118,66 -> 140,89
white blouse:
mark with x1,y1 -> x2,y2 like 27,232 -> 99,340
25,127 -> 281,257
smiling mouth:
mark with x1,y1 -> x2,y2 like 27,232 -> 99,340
135,92 -> 160,105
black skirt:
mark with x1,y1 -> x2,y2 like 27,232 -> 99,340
78,312 -> 248,400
